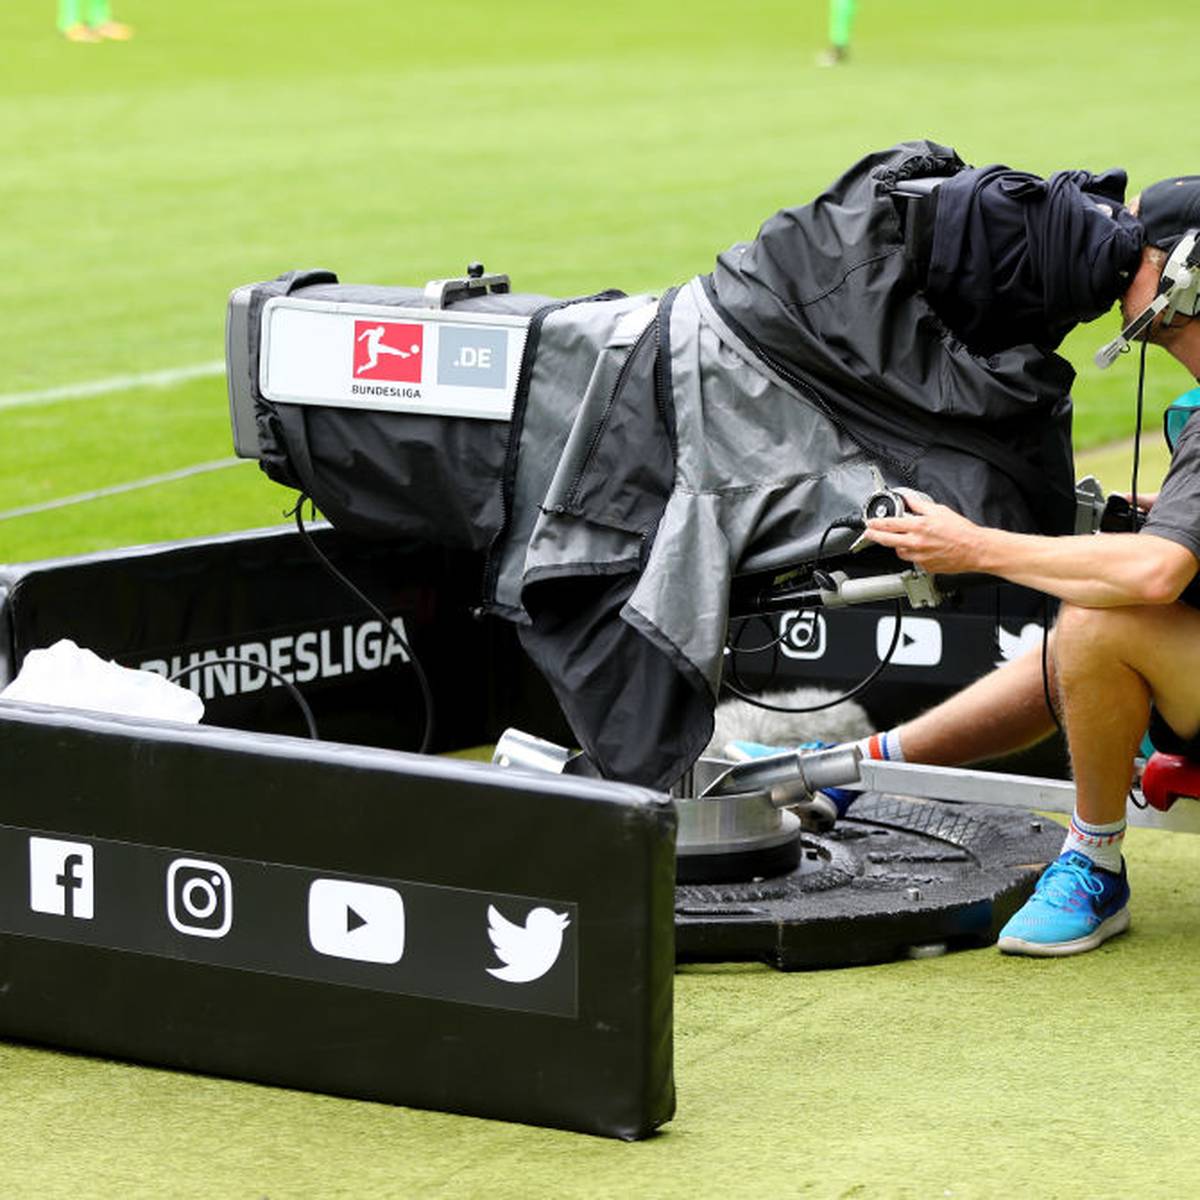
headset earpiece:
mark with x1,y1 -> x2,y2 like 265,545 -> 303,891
1095,229 -> 1200,367
1160,231 -> 1200,324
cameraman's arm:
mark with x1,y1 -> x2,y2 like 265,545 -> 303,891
865,493 -> 1198,607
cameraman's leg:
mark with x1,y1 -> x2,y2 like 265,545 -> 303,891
996,602 -> 1200,955
991,605 -> 1165,954
729,643 -> 1058,777
1055,601 -> 1200,824
894,640 -> 1060,766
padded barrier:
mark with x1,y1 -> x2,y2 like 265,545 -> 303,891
0,529 -> 673,1138
0,700 -> 676,1139
0,525 -> 572,751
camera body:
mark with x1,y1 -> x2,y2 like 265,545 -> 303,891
1098,492 -> 1149,534
225,266 -> 538,462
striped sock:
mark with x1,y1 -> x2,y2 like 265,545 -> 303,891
1062,812 -> 1126,873
857,729 -> 906,763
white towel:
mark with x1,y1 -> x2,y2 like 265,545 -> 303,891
0,638 -> 204,724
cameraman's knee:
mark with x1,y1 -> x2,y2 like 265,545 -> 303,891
1056,604 -> 1176,672
1055,602 -> 1163,668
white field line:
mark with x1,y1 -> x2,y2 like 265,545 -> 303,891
0,361 -> 225,411
0,458 -> 245,523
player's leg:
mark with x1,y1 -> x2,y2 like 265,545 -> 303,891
59,0 -> 98,39
727,639 -> 1059,827
87,0 -> 134,40
829,0 -> 856,51
818,0 -> 857,65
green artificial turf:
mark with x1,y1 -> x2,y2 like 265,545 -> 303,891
5,2 -> 1200,1195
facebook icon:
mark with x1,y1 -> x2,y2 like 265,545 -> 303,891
29,838 -> 94,920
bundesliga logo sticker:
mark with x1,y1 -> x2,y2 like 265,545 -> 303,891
352,320 -> 423,383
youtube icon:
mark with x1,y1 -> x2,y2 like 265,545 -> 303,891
307,878 -> 406,964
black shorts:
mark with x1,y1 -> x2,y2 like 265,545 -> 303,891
1148,708 -> 1200,759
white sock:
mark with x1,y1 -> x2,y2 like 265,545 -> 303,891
856,729 -> 906,762
1062,812 -> 1126,873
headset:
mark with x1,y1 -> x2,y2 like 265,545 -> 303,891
1096,230 -> 1200,368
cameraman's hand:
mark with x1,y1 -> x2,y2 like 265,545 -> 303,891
864,493 -> 983,574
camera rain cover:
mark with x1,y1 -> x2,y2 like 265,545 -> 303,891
233,141 -> 1079,790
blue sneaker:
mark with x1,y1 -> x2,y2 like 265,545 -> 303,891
997,851 -> 1130,957
724,739 -> 859,818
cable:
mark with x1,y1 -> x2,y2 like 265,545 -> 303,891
811,515 -> 865,590
1039,594 -> 1064,739
290,495 -> 436,754
1130,334 -> 1150,527
1118,336 -> 1152,808
721,598 -> 904,713
168,656 -> 319,740
722,515 -> 896,714
727,615 -> 788,657
1127,335 -> 1153,808
725,514 -> 865,663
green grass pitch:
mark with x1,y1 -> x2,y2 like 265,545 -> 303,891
3,2 -> 1200,1195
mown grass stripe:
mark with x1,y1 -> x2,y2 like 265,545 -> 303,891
0,362 -> 225,411
0,458 -> 244,522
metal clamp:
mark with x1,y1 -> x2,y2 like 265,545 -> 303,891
1074,475 -> 1107,535
817,567 -> 944,609
423,262 -> 511,309
701,745 -> 863,808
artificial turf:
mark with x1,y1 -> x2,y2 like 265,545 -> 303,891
4,2 -> 1200,1195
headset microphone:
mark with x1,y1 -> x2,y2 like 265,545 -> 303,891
1096,230 -> 1200,368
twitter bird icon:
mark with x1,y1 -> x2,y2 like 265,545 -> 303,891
486,904 -> 571,983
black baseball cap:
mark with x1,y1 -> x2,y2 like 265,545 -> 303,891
1140,175 -> 1200,250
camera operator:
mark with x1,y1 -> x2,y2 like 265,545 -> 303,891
860,177 -> 1200,957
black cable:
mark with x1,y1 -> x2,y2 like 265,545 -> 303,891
721,598 -> 904,713
725,514 -> 864,666
725,618 -> 751,694
1130,334 -> 1149,527
168,657 -> 319,740
1127,335 -> 1152,808
290,496 -> 436,755
1039,594 -> 1064,739
811,515 -> 865,590
727,615 -> 788,657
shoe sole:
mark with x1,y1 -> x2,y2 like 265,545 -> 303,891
997,906 -> 1131,957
